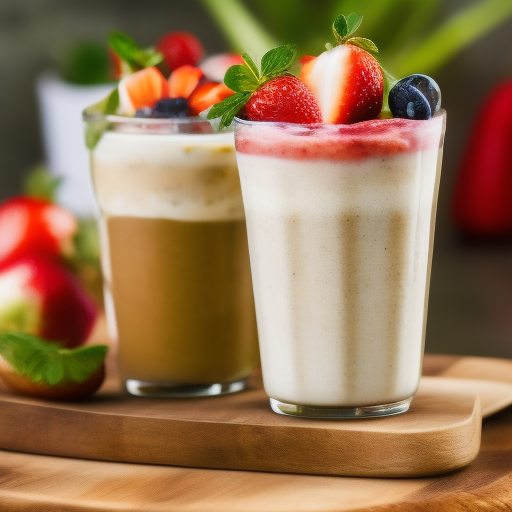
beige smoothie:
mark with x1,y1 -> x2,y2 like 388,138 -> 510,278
235,113 -> 445,410
90,123 -> 258,394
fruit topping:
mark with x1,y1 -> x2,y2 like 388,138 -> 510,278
156,31 -> 205,71
118,67 -> 169,115
300,14 -> 383,124
200,54 -> 244,83
0,331 -> 108,401
208,45 -> 321,128
242,76 -> 322,124
388,74 -> 441,120
152,97 -> 189,118
188,82 -> 235,116
0,256 -> 97,349
168,65 -> 204,99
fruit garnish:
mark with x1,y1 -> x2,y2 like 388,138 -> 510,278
168,65 -> 204,99
0,257 -> 97,349
0,197 -> 77,266
152,98 -> 189,118
0,331 -> 107,400
388,74 -> 441,120
189,82 -> 235,116
156,31 -> 205,71
200,54 -> 244,83
300,13 -> 383,124
118,67 -> 169,115
208,44 -> 321,128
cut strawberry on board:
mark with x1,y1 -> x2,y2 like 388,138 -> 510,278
188,82 -> 234,116
0,197 -> 77,267
156,31 -> 204,71
168,65 -> 204,99
0,256 -> 97,349
300,14 -> 383,124
118,66 -> 169,115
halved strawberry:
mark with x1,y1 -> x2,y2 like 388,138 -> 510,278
168,65 -> 204,99
200,54 -> 244,83
301,44 -> 383,124
156,31 -> 204,71
188,82 -> 234,116
118,66 -> 169,115
0,197 -> 77,267
242,76 -> 322,124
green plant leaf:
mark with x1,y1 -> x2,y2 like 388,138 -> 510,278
207,91 -> 251,129
346,12 -> 363,35
24,166 -> 61,203
133,48 -> 163,68
0,331 -> 108,386
347,37 -> 379,53
84,88 -> 119,150
224,65 -> 260,92
108,31 -> 140,71
333,14 -> 348,41
260,44 -> 297,77
242,53 -> 260,79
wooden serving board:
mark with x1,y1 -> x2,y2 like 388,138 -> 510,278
2,354 -> 512,478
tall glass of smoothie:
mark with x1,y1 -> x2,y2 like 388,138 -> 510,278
234,113 -> 446,417
83,112 -> 258,397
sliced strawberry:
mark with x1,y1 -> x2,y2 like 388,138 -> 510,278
156,31 -> 205,71
0,197 -> 77,266
118,66 -> 169,115
0,257 -> 97,349
188,82 -> 235,116
200,54 -> 244,83
168,65 -> 204,99
242,76 -> 322,124
301,44 -> 383,124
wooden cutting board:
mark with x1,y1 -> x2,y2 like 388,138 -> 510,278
2,354 -> 512,478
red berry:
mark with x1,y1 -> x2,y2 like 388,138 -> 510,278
168,65 -> 204,99
156,31 -> 205,71
188,82 -> 234,116
242,76 -> 322,124
301,44 -> 383,124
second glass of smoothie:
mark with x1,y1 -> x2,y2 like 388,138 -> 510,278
235,112 -> 446,418
84,113 -> 258,397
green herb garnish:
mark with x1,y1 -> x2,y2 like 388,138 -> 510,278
332,13 -> 378,53
108,31 -> 163,72
207,44 -> 297,129
0,332 -> 108,386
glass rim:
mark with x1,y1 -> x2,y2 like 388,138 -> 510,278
82,108 -> 212,126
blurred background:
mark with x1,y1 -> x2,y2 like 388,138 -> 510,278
1,0 -> 511,357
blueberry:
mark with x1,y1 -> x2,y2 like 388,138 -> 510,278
389,74 -> 441,120
151,98 -> 189,118
134,107 -> 153,118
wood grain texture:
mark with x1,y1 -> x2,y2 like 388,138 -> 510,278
1,355 -> 512,511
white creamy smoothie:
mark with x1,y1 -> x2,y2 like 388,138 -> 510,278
235,113 -> 445,409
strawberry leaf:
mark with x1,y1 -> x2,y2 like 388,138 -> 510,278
24,166 -> 62,203
224,65 -> 260,93
242,53 -> 260,79
0,331 -> 108,386
260,44 -> 297,77
347,37 -> 379,53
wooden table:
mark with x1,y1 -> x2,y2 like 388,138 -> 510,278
1,354 -> 512,511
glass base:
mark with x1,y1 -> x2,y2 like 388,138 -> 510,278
125,378 -> 247,398
269,396 -> 413,419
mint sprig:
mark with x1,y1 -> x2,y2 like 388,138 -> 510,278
108,31 -> 163,72
208,44 -> 297,129
0,331 -> 108,386
332,13 -> 379,53
84,87 -> 119,150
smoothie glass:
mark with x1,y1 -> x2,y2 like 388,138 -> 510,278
83,111 -> 258,397
235,112 -> 446,418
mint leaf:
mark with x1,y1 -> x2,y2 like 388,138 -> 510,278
0,331 -> 108,386
133,48 -> 163,68
208,92 -> 250,129
346,13 -> 363,36
333,15 -> 348,42
108,31 -> 140,72
24,166 -> 61,203
242,53 -> 260,79
347,37 -> 379,53
260,44 -> 296,77
224,65 -> 260,93
84,88 -> 119,150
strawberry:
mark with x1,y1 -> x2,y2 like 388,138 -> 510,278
118,66 -> 169,115
300,13 -> 383,124
208,45 -> 321,129
242,76 -> 321,123
156,31 -> 205,71
200,54 -> 244,83
188,82 -> 234,116
0,256 -> 97,349
0,197 -> 77,267
168,65 -> 204,99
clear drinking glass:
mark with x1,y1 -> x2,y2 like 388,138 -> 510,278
235,112 -> 446,418
83,111 -> 258,397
